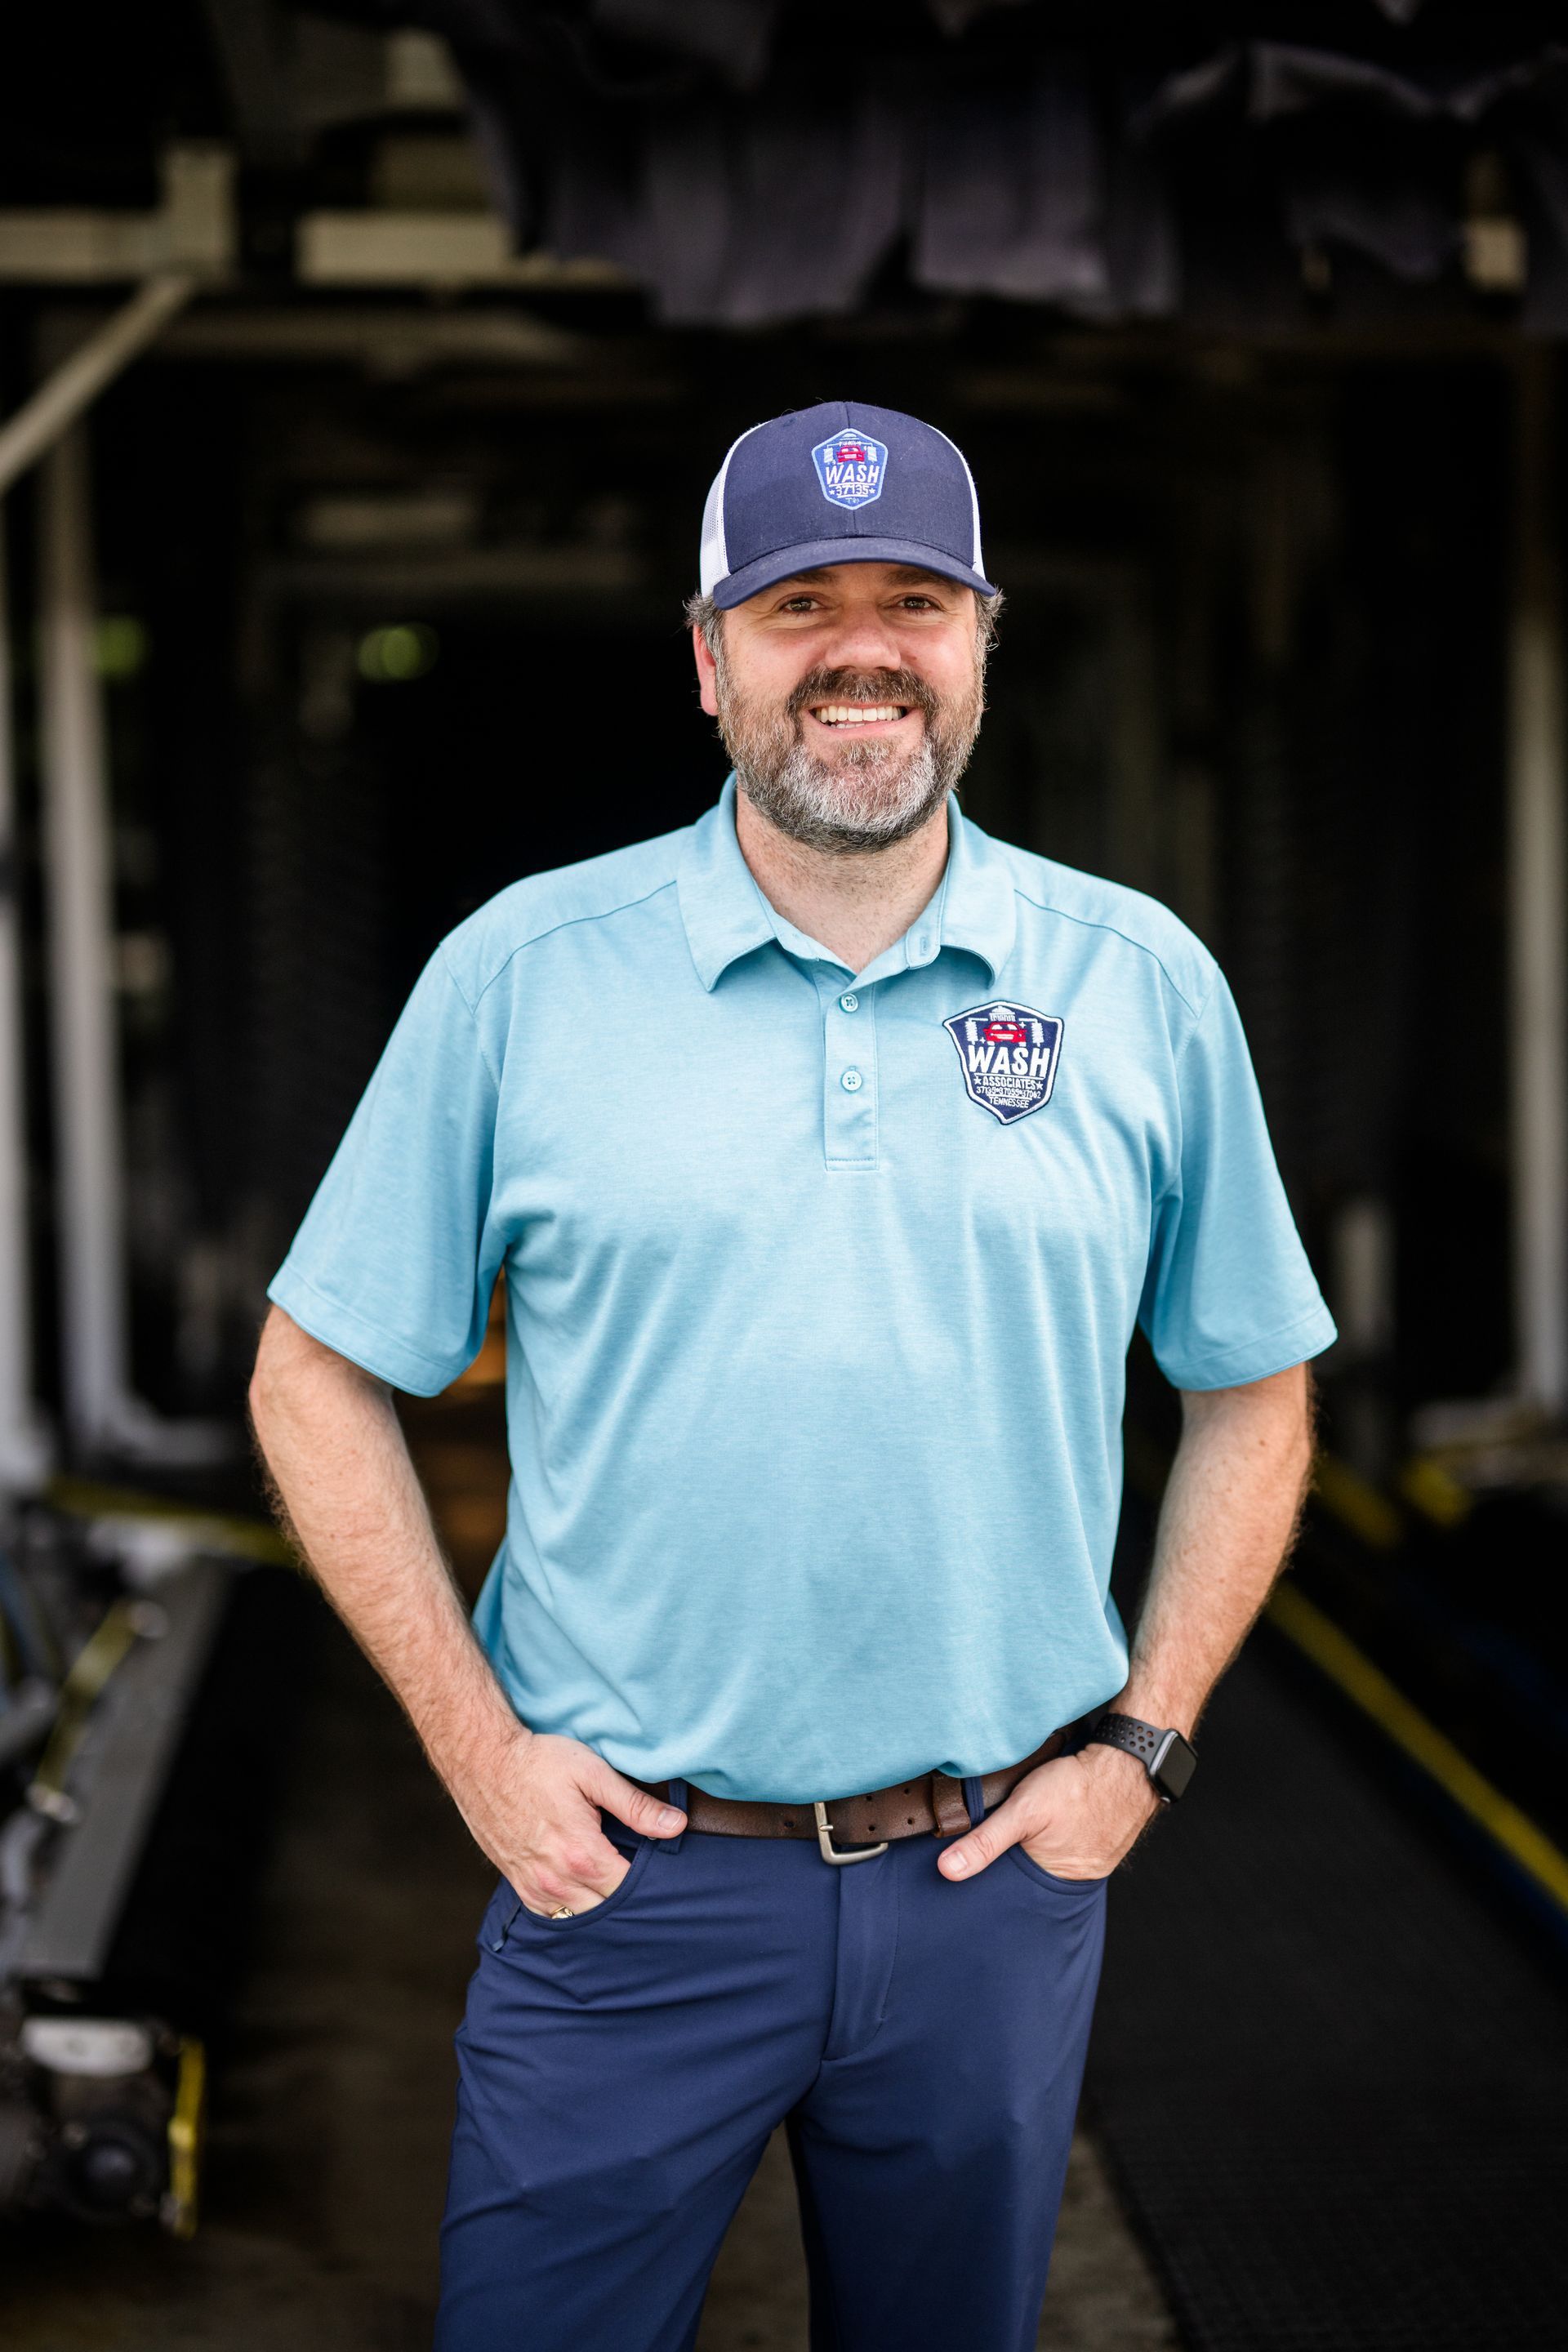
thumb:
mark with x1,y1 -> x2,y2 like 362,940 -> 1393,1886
937,1786 -> 1031,1882
588,1759 -> 686,1839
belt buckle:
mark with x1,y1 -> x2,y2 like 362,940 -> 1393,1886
813,1801 -> 889,1866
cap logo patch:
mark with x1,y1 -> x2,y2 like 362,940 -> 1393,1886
942,1000 -> 1063,1125
812,431 -> 888,511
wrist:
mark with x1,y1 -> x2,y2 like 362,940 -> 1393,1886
1079,1740 -> 1159,1802
427,1690 -> 532,1804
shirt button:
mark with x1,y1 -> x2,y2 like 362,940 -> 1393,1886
840,1067 -> 864,1093
839,991 -> 859,1013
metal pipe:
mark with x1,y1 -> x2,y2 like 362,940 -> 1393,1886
1508,350 -> 1568,1418
38,429 -> 228,1464
0,278 -> 195,1479
39,425 -> 129,1452
0,274 -> 195,499
0,514 -> 50,1489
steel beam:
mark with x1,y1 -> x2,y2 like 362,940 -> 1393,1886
296,212 -> 626,289
0,276 -> 196,499
0,145 -> 234,291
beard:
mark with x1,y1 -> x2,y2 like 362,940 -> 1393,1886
713,652 -> 986,856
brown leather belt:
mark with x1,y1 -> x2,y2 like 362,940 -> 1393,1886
635,1725 -> 1079,1866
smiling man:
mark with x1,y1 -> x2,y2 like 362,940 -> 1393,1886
249,402 -> 1335,2352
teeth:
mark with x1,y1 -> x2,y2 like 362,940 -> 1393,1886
813,704 -> 906,725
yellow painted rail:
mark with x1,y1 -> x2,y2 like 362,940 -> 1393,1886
165,2036 -> 207,2238
1267,1580 -> 1568,1918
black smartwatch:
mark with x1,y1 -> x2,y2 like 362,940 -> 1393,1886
1085,1712 -> 1197,1803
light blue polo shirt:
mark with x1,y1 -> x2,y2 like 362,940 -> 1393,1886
270,777 -> 1334,1802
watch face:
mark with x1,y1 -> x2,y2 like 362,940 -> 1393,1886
1152,1731 -> 1197,1802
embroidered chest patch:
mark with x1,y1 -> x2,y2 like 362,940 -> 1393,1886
942,1000 -> 1064,1125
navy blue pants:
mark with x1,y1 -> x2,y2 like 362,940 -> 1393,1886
437,1799 -> 1106,2352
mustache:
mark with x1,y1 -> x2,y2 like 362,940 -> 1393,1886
785,666 -> 938,719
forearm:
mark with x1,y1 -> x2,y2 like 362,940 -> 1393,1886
248,1307 -> 525,1830
1118,1362 -> 1315,1736
250,1307 -> 682,1913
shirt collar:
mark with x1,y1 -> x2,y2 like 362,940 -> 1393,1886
677,774 -> 1016,992
677,777 -> 777,991
933,786 -> 1017,980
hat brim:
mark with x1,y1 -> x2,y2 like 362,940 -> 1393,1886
710,537 -> 998,612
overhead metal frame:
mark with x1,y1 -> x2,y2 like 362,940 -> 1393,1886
0,147 -> 234,290
0,274 -> 198,498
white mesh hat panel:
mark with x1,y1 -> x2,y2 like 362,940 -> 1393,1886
929,422 -> 985,576
698,423 -> 765,598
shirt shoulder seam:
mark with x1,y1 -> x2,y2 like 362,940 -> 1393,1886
434,946 -> 503,1089
444,875 -> 683,1022
1009,883 -> 1213,1022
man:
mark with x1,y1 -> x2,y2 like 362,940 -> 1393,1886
250,400 -> 1334,2352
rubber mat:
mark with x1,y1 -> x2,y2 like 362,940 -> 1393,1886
1086,1642 -> 1568,2351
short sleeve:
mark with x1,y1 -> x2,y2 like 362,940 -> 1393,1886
1138,971 -> 1337,1390
267,949 -> 505,1395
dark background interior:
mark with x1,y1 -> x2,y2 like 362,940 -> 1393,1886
38,329 -> 1513,1429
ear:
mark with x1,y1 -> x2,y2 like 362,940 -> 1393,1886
693,622 -> 720,719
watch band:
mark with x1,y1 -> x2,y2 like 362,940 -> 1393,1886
1087,1713 -> 1166,1766
1085,1712 -> 1198,1801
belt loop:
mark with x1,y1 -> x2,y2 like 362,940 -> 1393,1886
962,1775 -> 987,1830
661,1777 -> 688,1852
929,1771 -> 971,1839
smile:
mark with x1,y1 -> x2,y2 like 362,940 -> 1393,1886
808,703 -> 912,727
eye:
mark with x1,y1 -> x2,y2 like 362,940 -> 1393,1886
895,595 -> 942,612
777,595 -> 822,614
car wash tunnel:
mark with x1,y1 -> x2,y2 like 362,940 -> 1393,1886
2,5 -> 1568,2348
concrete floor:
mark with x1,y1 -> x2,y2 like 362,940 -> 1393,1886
2,1401 -> 1178,2348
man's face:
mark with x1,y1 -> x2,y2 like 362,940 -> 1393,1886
693,562 -> 987,855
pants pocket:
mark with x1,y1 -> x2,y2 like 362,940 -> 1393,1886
493,1835 -> 654,1948
1007,1844 -> 1109,1895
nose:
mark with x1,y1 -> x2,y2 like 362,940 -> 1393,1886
816,601 -> 906,677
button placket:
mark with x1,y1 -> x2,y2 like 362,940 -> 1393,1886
823,980 -> 877,1170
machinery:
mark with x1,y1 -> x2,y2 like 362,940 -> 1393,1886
0,1503 -> 230,2230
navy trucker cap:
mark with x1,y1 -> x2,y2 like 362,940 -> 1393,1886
699,401 -> 997,612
